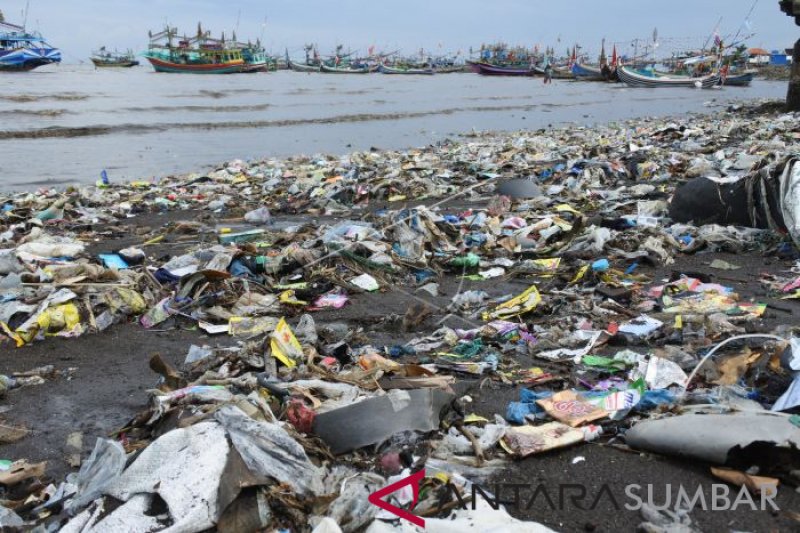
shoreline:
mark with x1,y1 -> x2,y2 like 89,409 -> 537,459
0,97 -> 782,194
2,99 -> 800,531
0,72 -> 787,189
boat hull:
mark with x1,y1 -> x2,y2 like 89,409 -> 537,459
571,62 -> 608,81
0,48 -> 61,71
145,56 -> 243,74
241,62 -> 268,73
379,64 -> 433,75
618,66 -> 721,88
91,58 -> 139,68
475,62 -> 536,76
723,71 -> 756,87
433,65 -> 466,73
320,63 -> 371,74
288,60 -> 320,72
465,60 -> 482,73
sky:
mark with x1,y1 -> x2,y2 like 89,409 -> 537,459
2,0 -> 797,62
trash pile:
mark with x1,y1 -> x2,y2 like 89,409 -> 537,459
1,101 -> 800,530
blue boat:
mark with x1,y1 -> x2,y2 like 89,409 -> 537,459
0,18 -> 61,71
722,70 -> 757,87
571,62 -> 606,81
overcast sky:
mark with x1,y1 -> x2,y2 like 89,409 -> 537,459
3,0 -> 796,62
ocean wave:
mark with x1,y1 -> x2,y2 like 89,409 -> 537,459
0,93 -> 89,103
0,109 -> 70,117
121,103 -> 271,113
0,102 -> 564,140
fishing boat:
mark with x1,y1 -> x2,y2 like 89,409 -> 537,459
643,65 -> 753,87
315,44 -> 376,74
268,54 -> 287,70
569,41 -> 619,82
288,59 -> 319,72
475,62 -> 535,76
144,25 -> 245,74
90,47 -> 139,68
722,69 -> 757,87
239,40 -> 268,72
379,64 -> 433,75
0,17 -> 61,71
534,63 -> 574,79
320,63 -> 371,74
469,42 -> 540,76
288,44 -> 323,72
617,65 -> 721,88
570,62 -> 605,80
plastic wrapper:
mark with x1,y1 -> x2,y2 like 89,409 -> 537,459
269,317 -> 304,368
67,438 -> 126,514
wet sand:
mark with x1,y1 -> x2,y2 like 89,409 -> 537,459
2,206 -> 799,532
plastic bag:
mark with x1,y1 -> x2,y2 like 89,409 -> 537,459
16,237 -> 85,259
450,290 -> 488,310
270,318 -> 304,368
322,221 -> 377,244
483,285 -> 541,320
215,405 -> 322,495
244,206 -> 272,224
295,314 -> 318,345
0,250 -> 23,276
67,438 -> 126,514
36,303 -> 82,337
780,157 -> 800,247
391,222 -> 424,261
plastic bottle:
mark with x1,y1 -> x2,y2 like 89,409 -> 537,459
449,253 -> 480,268
35,197 -> 67,221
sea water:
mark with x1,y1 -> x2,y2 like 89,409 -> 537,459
0,63 -> 786,189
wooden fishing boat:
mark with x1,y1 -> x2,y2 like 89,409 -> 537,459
145,26 -> 245,74
617,66 -> 721,88
319,63 -> 371,74
288,59 -> 319,72
469,43 -> 539,76
146,55 -> 243,73
239,42 -> 268,72
379,64 -> 433,75
722,70 -> 757,87
90,47 -> 139,68
475,62 -> 535,76
647,67 -> 753,87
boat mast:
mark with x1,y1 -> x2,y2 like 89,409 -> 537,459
702,16 -> 723,52
22,0 -> 30,30
730,0 -> 758,48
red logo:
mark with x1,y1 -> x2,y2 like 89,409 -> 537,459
368,469 -> 426,528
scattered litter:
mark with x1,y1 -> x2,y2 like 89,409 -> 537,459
2,100 -> 800,532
